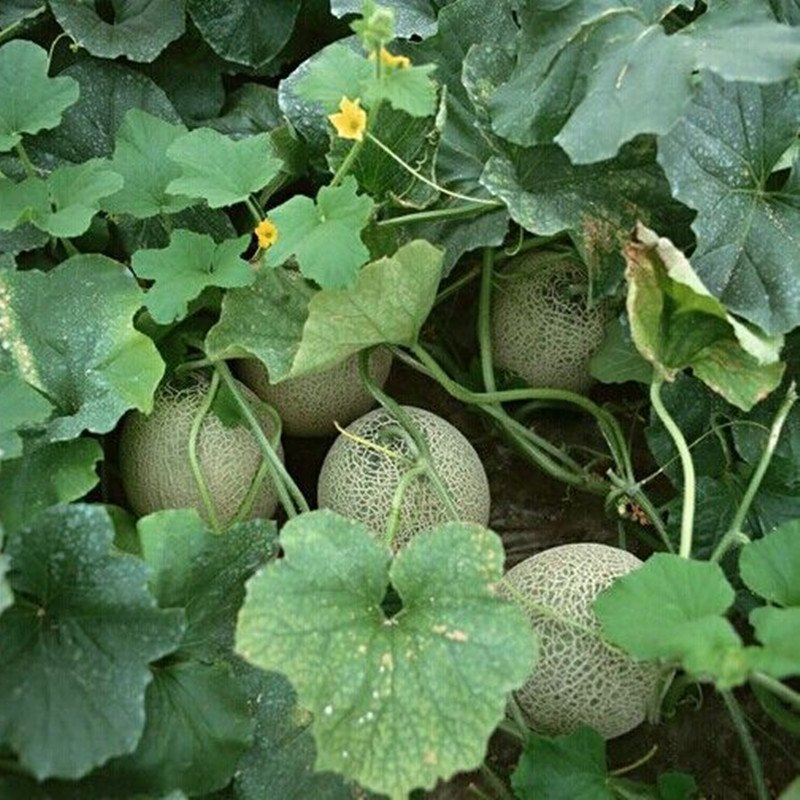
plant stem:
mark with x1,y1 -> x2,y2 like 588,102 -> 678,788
479,764 -> 515,800
366,132 -> 499,206
610,744 -> 658,777
711,382 -> 797,563
751,672 -> 800,713
478,248 -> 497,394
215,361 -> 309,518
434,263 -> 482,306
378,201 -> 501,228
494,233 -> 568,263
720,690 -> 770,800
650,374 -> 695,558
244,197 -> 262,226
384,464 -> 426,548
61,238 -> 79,258
188,371 -> 222,532
15,141 -> 36,178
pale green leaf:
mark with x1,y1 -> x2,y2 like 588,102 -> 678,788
330,0 -> 445,38
236,510 -> 536,800
365,62 -> 438,117
132,230 -> 253,324
0,255 -> 165,441
167,128 -> 284,208
740,519 -> 800,607
0,504 -> 184,780
50,0 -> 185,63
296,43 -> 373,111
0,370 -> 52,461
264,176 -> 375,287
749,606 -> 800,678
102,108 -> 194,219
0,40 -> 79,151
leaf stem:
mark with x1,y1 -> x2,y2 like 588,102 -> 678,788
188,371 -> 222,532
14,141 -> 36,178
244,196 -> 262,225
434,263 -> 482,306
479,763 -> 515,800
710,382 -> 797,563
384,464 -> 427,549
720,689 -> 770,800
750,672 -> 800,713
650,374 -> 695,558
378,201 -> 502,228
366,132 -> 500,205
610,744 -> 658,776
478,247 -> 497,394
61,238 -> 79,258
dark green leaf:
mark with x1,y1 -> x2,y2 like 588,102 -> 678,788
0,41 -> 79,151
50,0 -> 185,63
187,0 -> 301,69
0,504 -> 184,780
0,370 -> 52,461
0,255 -> 165,441
658,75 -> 800,335
740,520 -> 800,606
236,511 -> 536,799
132,231 -> 253,324
625,224 -> 785,410
330,0 -> 448,38
138,509 -> 277,660
0,1 -> 47,32
167,128 -> 284,208
202,83 -> 282,137
0,436 -> 102,534
264,176 -> 375,287
590,316 -> 653,385
102,109 -> 194,219
594,553 -> 746,685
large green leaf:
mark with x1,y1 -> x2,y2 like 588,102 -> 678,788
0,255 -> 165,441
264,176 -> 375,287
749,606 -> 800,678
102,109 -> 194,219
0,1 -> 47,32
166,128 -> 284,208
0,370 -> 52,460
208,239 -> 442,381
590,316 -> 653,386
594,553 -> 746,686
490,0 -> 800,163
0,504 -> 184,780
50,0 -> 185,63
234,664 -> 358,800
0,436 -> 102,534
0,41 -> 79,152
236,511 -> 536,800
132,231 -> 253,324
625,224 -> 785,411
138,509 -> 278,660
740,519 -> 800,606
29,59 -> 181,165
187,0 -> 301,69
658,75 -> 800,335
0,161 -> 123,238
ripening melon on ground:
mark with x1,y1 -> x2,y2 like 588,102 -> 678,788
237,349 -> 392,437
119,376 -> 282,526
503,542 -> 659,739
317,405 -> 490,549
491,251 -> 610,393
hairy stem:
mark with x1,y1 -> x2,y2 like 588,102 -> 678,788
188,371 -> 222,532
378,201 -> 501,228
650,374 -> 695,558
478,248 -> 497,394
720,690 -> 770,800
751,672 -> 800,713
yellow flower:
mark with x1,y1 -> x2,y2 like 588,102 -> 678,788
254,218 -> 278,250
328,97 -> 367,142
368,47 -> 411,69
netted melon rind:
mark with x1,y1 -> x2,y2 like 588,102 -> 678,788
491,252 -> 609,393
317,406 -> 490,548
504,543 -> 658,739
119,378 -> 283,526
237,349 -> 393,437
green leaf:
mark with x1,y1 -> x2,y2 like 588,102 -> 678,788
50,0 -> 185,63
264,176 -> 375,287
0,370 -> 52,460
234,664 -> 358,800
625,224 -> 785,411
101,661 -> 252,796
28,59 -> 181,164
330,0 -> 446,38
187,0 -> 301,69
138,509 -> 277,660
594,553 -> 746,685
0,504 -> 184,780
0,1 -> 47,32
0,161 -> 123,238
296,43 -> 373,111
658,75 -> 800,335
102,109 -> 194,219
590,316 -> 653,385
132,231 -> 253,324
0,255 -> 165,441
780,778 -> 800,800
167,128 -> 284,208
0,436 -> 102,534
236,511 -> 536,800
489,1 -> 800,163
365,62 -> 437,117
740,519 -> 800,607
749,606 -> 800,678
0,40 -> 79,151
